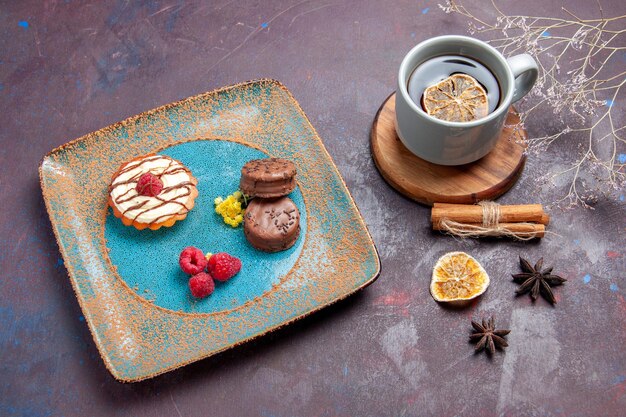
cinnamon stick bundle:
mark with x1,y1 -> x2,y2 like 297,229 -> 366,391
432,221 -> 546,237
431,202 -> 550,239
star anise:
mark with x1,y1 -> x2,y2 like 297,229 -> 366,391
512,256 -> 567,304
469,317 -> 510,355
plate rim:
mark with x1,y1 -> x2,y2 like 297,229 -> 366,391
39,78 -> 381,382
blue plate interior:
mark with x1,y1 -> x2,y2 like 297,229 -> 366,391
104,140 -> 306,314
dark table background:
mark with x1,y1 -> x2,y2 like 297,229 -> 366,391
1,1 -> 625,416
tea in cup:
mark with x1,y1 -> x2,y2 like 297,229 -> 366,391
395,35 -> 538,165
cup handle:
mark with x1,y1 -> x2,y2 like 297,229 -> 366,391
506,54 -> 539,103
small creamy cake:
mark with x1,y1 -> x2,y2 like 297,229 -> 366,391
108,154 -> 198,230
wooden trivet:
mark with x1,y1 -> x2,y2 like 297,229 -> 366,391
371,93 -> 527,206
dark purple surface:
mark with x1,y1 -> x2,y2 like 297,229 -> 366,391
1,1 -> 625,416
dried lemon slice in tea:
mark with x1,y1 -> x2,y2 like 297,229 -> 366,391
423,74 -> 489,122
430,251 -> 490,302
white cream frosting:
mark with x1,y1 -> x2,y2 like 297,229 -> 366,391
109,155 -> 195,224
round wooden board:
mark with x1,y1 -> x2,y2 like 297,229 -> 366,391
371,93 -> 527,206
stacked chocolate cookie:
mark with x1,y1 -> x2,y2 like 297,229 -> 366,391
240,158 -> 300,252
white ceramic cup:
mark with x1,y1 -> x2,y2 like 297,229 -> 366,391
395,35 -> 538,165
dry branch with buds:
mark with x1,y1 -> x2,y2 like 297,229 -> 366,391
438,0 -> 625,208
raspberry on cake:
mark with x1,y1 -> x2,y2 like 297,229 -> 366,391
136,172 -> 163,197
108,154 -> 198,230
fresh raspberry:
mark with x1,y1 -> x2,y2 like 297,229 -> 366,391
207,252 -> 242,282
189,272 -> 215,298
179,247 -> 208,275
136,172 -> 163,197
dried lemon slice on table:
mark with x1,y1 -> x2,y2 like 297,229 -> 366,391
430,251 -> 490,303
423,74 -> 489,122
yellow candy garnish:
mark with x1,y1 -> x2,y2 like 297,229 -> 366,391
214,191 -> 245,227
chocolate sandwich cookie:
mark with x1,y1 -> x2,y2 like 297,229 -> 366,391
239,158 -> 297,198
244,197 -> 300,252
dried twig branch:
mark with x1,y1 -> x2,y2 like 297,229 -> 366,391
438,0 -> 625,208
